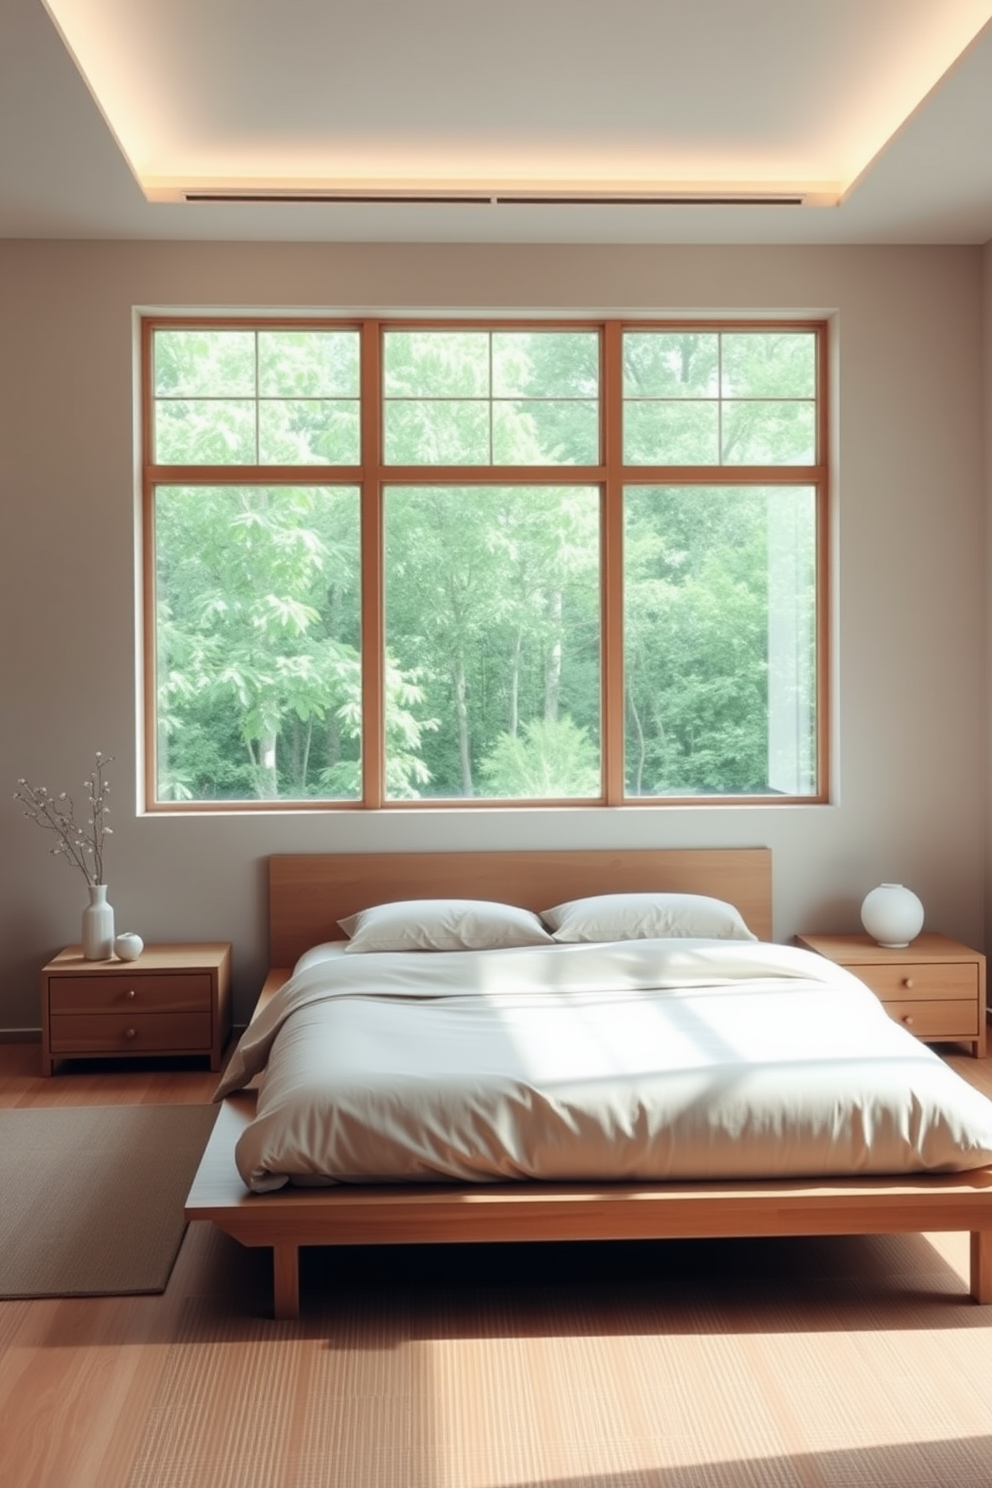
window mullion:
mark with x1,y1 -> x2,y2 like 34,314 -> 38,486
488,332 -> 494,465
602,321 -> 625,806
253,331 -> 260,464
361,320 -> 384,809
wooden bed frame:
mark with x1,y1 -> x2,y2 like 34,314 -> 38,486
186,848 -> 992,1319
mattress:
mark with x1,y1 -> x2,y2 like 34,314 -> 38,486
215,939 -> 992,1193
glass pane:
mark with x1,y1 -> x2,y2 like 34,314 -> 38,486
154,485 -> 362,802
493,332 -> 599,397
623,333 -> 718,397
258,330 -> 360,397
623,485 -> 816,798
623,401 -> 719,464
384,330 -> 601,466
384,485 -> 601,800
721,332 -> 816,399
722,401 -> 816,464
493,400 -> 599,464
383,331 -> 489,397
154,329 -> 255,397
384,400 -> 490,464
154,399 -> 256,464
259,399 -> 360,464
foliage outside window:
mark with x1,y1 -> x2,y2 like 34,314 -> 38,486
144,318 -> 827,808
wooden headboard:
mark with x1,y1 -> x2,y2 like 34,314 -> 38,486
268,848 -> 773,968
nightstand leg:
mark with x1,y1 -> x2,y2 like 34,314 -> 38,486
273,1244 -> 300,1320
970,1231 -> 992,1303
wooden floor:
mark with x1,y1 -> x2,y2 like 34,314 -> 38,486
2,1040 -> 992,1488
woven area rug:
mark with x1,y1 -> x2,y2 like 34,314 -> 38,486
0,1103 -> 218,1299
121,1236 -> 992,1488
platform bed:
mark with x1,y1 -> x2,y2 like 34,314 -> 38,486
185,849 -> 992,1319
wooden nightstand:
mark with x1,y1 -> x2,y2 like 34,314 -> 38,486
795,932 -> 986,1058
40,942 -> 233,1076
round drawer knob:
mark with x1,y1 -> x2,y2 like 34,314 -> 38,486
902,1014 -> 914,1026
903,977 -> 914,989
126,988 -> 136,1000
125,1028 -> 137,1040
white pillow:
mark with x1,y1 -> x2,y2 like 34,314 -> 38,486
541,892 -> 757,943
339,898 -> 555,953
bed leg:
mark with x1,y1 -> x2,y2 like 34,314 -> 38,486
272,1245 -> 300,1320
969,1231 -> 992,1303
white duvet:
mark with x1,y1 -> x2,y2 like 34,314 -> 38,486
215,940 -> 992,1193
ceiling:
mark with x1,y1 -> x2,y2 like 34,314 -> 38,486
3,0 -> 992,245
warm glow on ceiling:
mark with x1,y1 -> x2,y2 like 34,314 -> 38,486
41,0 -> 992,206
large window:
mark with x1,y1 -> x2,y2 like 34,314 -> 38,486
143,318 -> 827,809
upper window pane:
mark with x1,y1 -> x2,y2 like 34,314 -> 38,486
492,332 -> 599,397
720,333 -> 816,399
155,329 -> 255,398
623,401 -> 719,465
623,328 -> 817,466
385,400 -> 491,465
155,399 -> 257,464
153,327 -> 361,465
384,331 -> 489,398
722,401 -> 816,464
383,329 -> 600,465
257,330 -> 359,398
623,333 -> 718,398
258,400 -> 362,464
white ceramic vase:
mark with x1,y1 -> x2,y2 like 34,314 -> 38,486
860,883 -> 924,948
81,883 -> 115,960
114,932 -> 144,962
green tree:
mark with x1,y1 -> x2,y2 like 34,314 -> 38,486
156,485 -> 432,800
384,485 -> 600,798
479,717 -> 600,798
623,486 -> 810,796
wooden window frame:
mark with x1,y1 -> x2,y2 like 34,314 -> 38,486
141,315 -> 830,812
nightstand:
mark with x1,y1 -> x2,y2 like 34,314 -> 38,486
40,942 -> 233,1076
794,932 -> 986,1058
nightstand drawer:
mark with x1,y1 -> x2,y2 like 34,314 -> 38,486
847,963 -> 977,1003
49,973 -> 213,1015
881,999 -> 979,1040
49,1012 -> 213,1055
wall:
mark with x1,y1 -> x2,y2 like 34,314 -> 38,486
985,237 -> 992,959
0,241 -> 985,1030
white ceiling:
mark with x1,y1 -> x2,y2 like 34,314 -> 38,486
3,0 -> 992,244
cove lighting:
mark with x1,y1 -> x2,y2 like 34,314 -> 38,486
41,0 -> 992,208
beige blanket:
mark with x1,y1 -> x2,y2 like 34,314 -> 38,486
215,940 -> 992,1193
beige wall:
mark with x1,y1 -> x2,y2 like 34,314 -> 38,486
985,238 -> 992,958
0,241 -> 985,1030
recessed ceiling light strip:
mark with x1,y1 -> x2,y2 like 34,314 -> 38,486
182,191 -> 808,207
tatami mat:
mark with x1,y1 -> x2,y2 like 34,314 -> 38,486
123,1231 -> 992,1488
